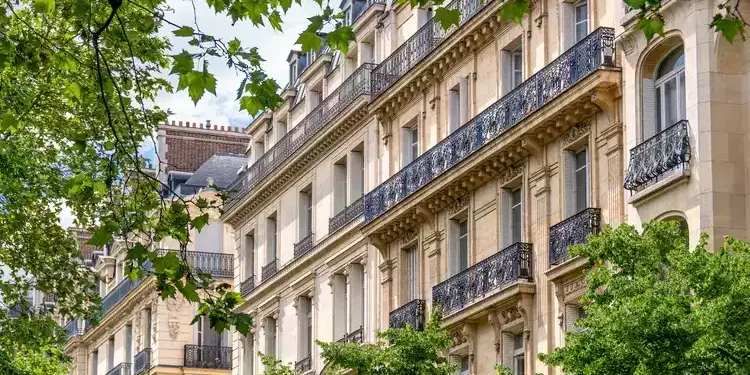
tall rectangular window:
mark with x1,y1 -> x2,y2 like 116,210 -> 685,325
245,234 -> 255,281
574,149 -> 589,213
144,309 -> 152,349
349,144 -> 365,202
334,158 -> 347,214
574,0 -> 588,42
125,324 -> 132,366
299,186 -> 313,238
460,356 -> 470,375
298,297 -> 313,360
513,334 -> 525,375
448,78 -> 469,132
107,336 -> 115,369
243,334 -> 254,375
92,351 -> 99,375
511,47 -> 523,90
403,122 -> 419,165
266,214 -> 277,262
511,188 -> 522,244
265,317 -> 277,360
406,247 -> 419,301
501,41 -> 523,95
450,217 -> 469,276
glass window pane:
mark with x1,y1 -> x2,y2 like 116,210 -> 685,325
458,220 -> 468,271
655,86 -> 663,132
665,78 -> 678,127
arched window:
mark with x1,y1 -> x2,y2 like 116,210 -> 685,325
654,46 -> 686,132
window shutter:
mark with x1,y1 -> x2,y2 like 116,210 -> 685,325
642,78 -> 657,140
564,151 -> 577,218
500,50 -> 512,95
501,190 -> 512,248
565,304 -> 580,332
459,76 -> 470,124
502,332 -> 515,369
561,2 -> 575,51
449,223 -> 458,276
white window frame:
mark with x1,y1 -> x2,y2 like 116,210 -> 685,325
510,47 -> 523,90
654,49 -> 686,132
512,333 -> 525,375
574,0 -> 588,43
405,246 -> 419,301
574,148 -> 589,214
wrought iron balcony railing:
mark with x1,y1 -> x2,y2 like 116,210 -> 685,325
371,0 -> 488,97
102,278 -> 140,316
226,63 -> 376,211
549,208 -> 601,266
364,27 -> 616,222
261,259 -> 279,282
157,249 -> 234,278
329,197 -> 364,234
294,233 -> 315,258
389,299 -> 426,330
623,120 -> 690,192
337,326 -> 364,344
133,348 -> 151,374
433,242 -> 532,317
295,356 -> 312,374
104,363 -> 131,375
184,344 -> 232,369
64,318 -> 88,341
240,276 -> 255,296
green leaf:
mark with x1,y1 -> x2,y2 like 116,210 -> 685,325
87,227 -> 113,247
32,0 -> 54,13
240,95 -> 263,115
228,38 -> 241,55
636,17 -> 665,42
126,243 -> 149,262
178,282 -> 200,303
710,15 -> 745,43
280,0 -> 292,12
235,313 -> 253,336
173,26 -> 195,37
324,27 -> 355,53
268,11 -> 283,32
499,0 -> 530,25
0,112 -> 18,132
236,78 -> 248,100
297,31 -> 323,53
433,8 -> 461,30
170,51 -> 194,75
191,213 -> 210,232
64,82 -> 82,101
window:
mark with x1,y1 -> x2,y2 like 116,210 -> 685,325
512,334 -> 525,375
299,186 -> 313,238
450,217 -> 469,276
144,309 -> 152,349
449,77 -> 469,132
501,41 -> 523,95
298,297 -> 313,360
502,188 -> 523,246
254,140 -> 265,162
574,0 -> 588,42
655,46 -> 686,132
349,144 -> 365,202
459,356 -> 470,375
334,157 -> 347,214
405,247 -> 419,301
574,149 -> 589,213
107,336 -> 115,369
332,274 -> 347,340
125,324 -> 132,366
266,213 -> 277,262
245,234 -> 255,281
565,304 -> 587,332
265,317 -> 277,359
243,334 -> 254,375
348,263 -> 366,333
91,351 -> 99,375
511,47 -> 523,89
403,122 -> 419,165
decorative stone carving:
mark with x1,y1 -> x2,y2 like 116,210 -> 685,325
563,120 -> 591,146
448,195 -> 470,215
168,319 -> 180,340
500,306 -> 522,324
451,330 -> 467,347
498,165 -> 523,186
563,278 -> 587,298
166,296 -> 185,312
402,229 -> 419,244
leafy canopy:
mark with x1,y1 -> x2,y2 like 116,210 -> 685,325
541,220 -> 750,374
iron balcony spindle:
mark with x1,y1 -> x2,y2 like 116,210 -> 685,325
432,242 -> 532,316
549,208 -> 602,266
261,259 -> 279,282
364,27 -> 615,223
294,233 -> 315,258
388,299 -> 426,330
184,344 -> 232,369
133,348 -> 152,374
329,197 -> 364,234
623,120 -> 690,192
240,277 -> 255,296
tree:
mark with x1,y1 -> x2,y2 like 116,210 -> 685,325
319,309 -> 457,375
541,220 -> 750,374
258,353 -> 296,375
0,314 -> 70,375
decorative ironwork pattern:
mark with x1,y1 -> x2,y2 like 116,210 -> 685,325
64,319 -> 87,341
389,299 -> 425,330
240,277 -> 255,296
329,197 -> 364,234
337,326 -> 364,344
133,348 -> 151,374
432,242 -> 532,316
549,208 -> 601,266
294,233 -> 315,258
623,120 -> 690,192
184,345 -> 232,369
365,28 -> 616,222
102,278 -> 140,316
157,249 -> 234,278
261,259 -> 279,282
295,356 -> 312,374
104,363 -> 131,375
371,0 -> 487,96
226,64 -> 376,210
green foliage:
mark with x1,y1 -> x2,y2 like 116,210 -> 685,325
0,314 -> 70,375
540,220 -> 750,374
259,353 -> 296,375
319,309 -> 457,375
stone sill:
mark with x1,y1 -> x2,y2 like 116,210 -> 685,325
628,169 -> 690,206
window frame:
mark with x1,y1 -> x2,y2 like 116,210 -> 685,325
654,47 -> 686,132
573,0 -> 588,43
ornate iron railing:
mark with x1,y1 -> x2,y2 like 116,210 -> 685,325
549,208 -> 601,266
295,356 -> 312,374
371,0 -> 488,96
104,363 -> 131,375
364,27 -> 616,222
389,299 -> 425,330
261,259 -> 279,282
294,233 -> 315,258
623,120 -> 690,192
329,197 -> 364,234
157,249 -> 234,278
226,63 -> 376,211
184,345 -> 232,369
337,326 -> 364,344
102,278 -> 140,316
433,242 -> 532,316
64,318 -> 88,341
240,277 -> 255,296
133,348 -> 151,374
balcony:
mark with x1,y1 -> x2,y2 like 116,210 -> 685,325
433,242 -> 532,317
336,326 -> 364,344
294,233 -> 315,258
157,249 -> 234,278
261,259 -> 279,282
329,197 -> 364,234
295,356 -> 312,374
225,63 -> 376,213
549,208 -> 601,266
104,363 -> 131,375
184,344 -> 232,369
240,277 -> 255,296
389,299 -> 425,330
624,120 -> 690,193
102,278 -> 141,316
133,348 -> 151,374
349,0 -> 386,25
64,318 -> 88,341
371,0 -> 488,97
364,28 -> 616,224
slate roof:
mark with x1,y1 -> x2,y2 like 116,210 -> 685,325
184,152 -> 248,190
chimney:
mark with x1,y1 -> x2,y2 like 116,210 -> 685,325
206,120 -> 212,128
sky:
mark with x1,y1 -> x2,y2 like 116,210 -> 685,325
61,0 -> 318,228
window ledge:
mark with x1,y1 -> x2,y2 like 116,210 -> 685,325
628,169 -> 690,206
